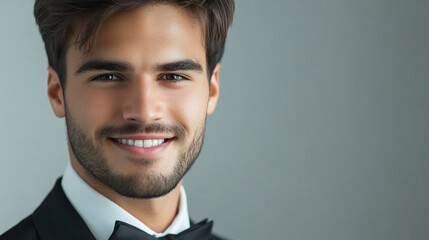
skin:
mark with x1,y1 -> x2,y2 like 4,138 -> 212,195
46,4 -> 220,233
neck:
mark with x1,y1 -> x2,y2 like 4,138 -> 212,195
70,158 -> 182,233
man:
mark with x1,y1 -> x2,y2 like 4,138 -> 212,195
1,0 -> 234,239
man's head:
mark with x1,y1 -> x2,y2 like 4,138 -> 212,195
34,0 -> 234,88
34,1 -> 234,199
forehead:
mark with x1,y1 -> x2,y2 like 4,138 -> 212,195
68,4 -> 206,71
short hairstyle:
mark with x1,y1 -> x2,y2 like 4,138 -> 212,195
34,0 -> 235,88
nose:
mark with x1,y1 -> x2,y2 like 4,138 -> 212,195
122,78 -> 163,123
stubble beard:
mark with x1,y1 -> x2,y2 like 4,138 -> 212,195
65,106 -> 205,199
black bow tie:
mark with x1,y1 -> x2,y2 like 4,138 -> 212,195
108,219 -> 213,240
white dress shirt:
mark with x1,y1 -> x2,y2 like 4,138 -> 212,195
61,163 -> 190,240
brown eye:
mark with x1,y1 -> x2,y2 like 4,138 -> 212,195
92,74 -> 121,81
159,74 -> 187,81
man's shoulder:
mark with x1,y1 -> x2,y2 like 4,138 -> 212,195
1,178 -> 95,240
0,215 -> 39,240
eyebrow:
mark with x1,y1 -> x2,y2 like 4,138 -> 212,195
75,60 -> 134,75
155,59 -> 203,73
75,59 -> 203,75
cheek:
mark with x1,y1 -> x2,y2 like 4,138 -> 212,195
66,86 -> 121,131
166,86 -> 208,131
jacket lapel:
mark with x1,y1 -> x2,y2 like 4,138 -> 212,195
32,178 -> 96,240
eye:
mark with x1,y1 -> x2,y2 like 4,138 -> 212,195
159,74 -> 188,81
92,74 -> 121,81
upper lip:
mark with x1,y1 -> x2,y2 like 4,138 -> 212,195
110,134 -> 173,140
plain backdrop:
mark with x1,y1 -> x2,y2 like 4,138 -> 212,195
1,1 -> 429,239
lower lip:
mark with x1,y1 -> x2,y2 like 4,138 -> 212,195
110,139 -> 171,158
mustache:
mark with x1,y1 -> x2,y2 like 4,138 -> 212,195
96,122 -> 186,140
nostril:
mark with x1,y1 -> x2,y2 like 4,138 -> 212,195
122,94 -> 163,122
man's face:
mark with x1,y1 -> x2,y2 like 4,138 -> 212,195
48,4 -> 219,198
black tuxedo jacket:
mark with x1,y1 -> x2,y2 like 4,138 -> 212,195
0,178 -> 226,240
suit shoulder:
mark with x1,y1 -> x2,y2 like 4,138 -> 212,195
0,215 -> 39,240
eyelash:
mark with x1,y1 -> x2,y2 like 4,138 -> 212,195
92,74 -> 121,81
91,73 -> 189,82
159,73 -> 189,81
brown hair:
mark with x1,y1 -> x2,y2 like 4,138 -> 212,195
34,0 -> 235,88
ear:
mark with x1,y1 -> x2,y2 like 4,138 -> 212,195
207,63 -> 221,115
47,66 -> 65,118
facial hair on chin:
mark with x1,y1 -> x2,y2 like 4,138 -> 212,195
65,105 -> 206,199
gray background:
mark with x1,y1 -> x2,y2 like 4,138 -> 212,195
1,0 -> 428,239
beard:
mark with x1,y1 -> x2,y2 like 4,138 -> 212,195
65,106 -> 205,199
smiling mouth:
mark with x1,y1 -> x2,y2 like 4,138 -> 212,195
110,138 -> 173,148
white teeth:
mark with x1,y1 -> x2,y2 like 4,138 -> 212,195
134,140 -> 143,147
116,138 -> 167,148
144,140 -> 153,148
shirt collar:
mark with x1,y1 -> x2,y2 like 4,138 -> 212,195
61,163 -> 190,240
